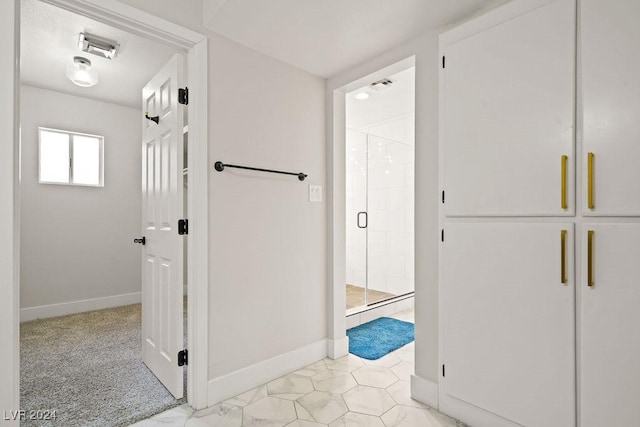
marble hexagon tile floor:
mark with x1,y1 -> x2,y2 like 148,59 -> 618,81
131,309 -> 466,427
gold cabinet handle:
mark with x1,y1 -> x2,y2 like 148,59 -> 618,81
587,230 -> 594,287
561,230 -> 567,284
561,155 -> 568,209
587,152 -> 594,209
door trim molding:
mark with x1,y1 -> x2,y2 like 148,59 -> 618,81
39,0 -> 203,50
9,0 -> 210,411
327,336 -> 349,359
0,0 -> 20,420
410,375 -> 439,409
325,55 -> 416,359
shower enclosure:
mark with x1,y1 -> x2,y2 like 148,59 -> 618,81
345,128 -> 415,311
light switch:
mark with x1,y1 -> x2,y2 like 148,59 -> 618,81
309,185 -> 322,202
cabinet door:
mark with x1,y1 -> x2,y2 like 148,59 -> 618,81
443,0 -> 575,216
442,223 -> 575,426
581,224 -> 640,426
581,1 -> 640,215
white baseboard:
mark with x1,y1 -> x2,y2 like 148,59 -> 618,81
207,339 -> 327,406
411,374 -> 439,408
327,336 -> 349,359
439,392 -> 521,427
20,292 -> 142,322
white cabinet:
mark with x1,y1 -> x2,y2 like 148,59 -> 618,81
442,0 -> 575,217
581,0 -> 640,216
439,0 -> 640,425
441,222 -> 575,427
581,224 -> 640,426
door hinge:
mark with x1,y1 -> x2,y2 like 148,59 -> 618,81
441,229 -> 444,242
178,219 -> 188,235
442,364 -> 445,377
442,56 -> 446,69
178,349 -> 188,366
179,87 -> 189,105
442,190 -> 445,204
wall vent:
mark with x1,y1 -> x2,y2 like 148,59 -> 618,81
78,33 -> 119,60
370,78 -> 394,91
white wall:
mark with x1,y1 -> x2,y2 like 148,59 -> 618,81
20,85 -> 142,319
207,34 -> 326,379
328,32 -> 440,384
114,0 -> 328,395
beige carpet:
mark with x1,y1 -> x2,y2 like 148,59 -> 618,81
20,303 -> 185,427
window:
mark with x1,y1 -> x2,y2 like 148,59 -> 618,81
39,128 -> 104,187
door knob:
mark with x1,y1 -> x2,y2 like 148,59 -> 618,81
134,237 -> 146,245
145,113 -> 159,124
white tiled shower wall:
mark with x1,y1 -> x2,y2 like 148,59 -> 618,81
346,114 -> 415,299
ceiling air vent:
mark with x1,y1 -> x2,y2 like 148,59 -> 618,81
370,78 -> 394,91
78,33 -> 119,60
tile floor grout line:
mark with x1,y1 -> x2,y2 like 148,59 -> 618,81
131,308 -> 465,427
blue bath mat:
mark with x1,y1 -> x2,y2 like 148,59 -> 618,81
347,317 -> 414,360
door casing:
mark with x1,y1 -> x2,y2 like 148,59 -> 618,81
327,55 -> 416,358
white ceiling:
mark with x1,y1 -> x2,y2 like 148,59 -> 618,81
346,67 -> 415,131
20,0 -> 177,108
203,0 -> 508,78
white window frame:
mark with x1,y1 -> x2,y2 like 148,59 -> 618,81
38,127 -> 104,187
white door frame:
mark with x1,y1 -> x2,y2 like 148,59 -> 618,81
0,1 -> 20,419
1,0 -> 210,416
326,56 -> 415,359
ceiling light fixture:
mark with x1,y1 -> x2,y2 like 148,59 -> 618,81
66,56 -> 99,87
78,33 -> 119,60
355,92 -> 370,100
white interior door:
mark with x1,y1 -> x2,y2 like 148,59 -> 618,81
581,0 -> 640,216
581,224 -> 640,426
443,0 -> 575,217
442,222 -> 575,426
141,54 -> 185,399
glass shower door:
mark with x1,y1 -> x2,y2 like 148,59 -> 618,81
346,130 -> 415,311
345,129 -> 368,309
366,134 -> 415,305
